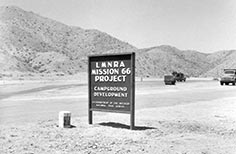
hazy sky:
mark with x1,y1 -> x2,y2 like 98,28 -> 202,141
1,0 -> 236,52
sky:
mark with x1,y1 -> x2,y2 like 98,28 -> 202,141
1,0 -> 236,53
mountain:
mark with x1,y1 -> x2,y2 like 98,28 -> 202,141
137,45 -> 211,77
0,6 -> 137,76
0,6 -> 236,78
139,46 -> 236,77
203,50 -> 236,77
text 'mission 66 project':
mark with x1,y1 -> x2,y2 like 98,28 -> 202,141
88,52 -> 135,130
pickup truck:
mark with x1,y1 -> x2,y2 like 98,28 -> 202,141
220,69 -> 236,85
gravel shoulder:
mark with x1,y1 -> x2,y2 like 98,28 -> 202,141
1,97 -> 236,154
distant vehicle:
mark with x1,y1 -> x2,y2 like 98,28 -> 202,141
220,69 -> 236,86
172,72 -> 186,82
164,75 -> 176,85
174,73 -> 186,82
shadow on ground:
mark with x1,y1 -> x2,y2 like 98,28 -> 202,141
56,124 -> 76,128
99,122 -> 156,130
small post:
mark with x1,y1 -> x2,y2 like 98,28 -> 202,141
59,111 -> 71,128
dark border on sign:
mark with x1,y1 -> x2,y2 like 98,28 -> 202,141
88,52 -> 135,58
88,52 -> 135,129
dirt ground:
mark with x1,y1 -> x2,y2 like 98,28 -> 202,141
0,78 -> 236,154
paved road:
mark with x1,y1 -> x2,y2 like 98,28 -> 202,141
1,79 -> 236,124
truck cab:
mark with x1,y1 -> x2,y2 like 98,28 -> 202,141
220,69 -> 236,86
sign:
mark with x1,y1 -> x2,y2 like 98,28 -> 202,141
88,53 -> 135,129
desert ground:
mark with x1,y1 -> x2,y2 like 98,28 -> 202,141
0,76 -> 236,154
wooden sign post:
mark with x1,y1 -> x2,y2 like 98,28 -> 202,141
88,53 -> 135,130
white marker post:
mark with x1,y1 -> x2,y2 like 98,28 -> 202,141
59,111 -> 71,128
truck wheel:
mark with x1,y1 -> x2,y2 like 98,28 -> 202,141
225,83 -> 229,85
233,82 -> 235,85
220,82 -> 223,85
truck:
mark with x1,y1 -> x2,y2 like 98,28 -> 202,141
220,69 -> 236,86
172,71 -> 186,82
174,72 -> 186,82
164,75 -> 176,85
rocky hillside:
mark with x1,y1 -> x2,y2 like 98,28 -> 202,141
0,6 -> 136,75
203,50 -> 236,77
0,6 -> 236,78
137,47 -> 236,77
137,46 -> 212,77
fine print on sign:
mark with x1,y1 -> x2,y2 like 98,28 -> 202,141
88,53 -> 135,129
